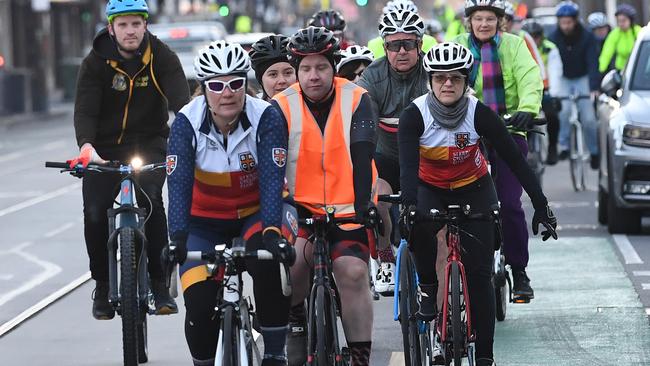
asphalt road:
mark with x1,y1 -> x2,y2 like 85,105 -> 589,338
0,106 -> 649,365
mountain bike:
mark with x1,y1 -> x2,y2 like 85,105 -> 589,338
164,238 -> 292,366
46,159 -> 165,365
558,94 -> 591,191
299,207 -> 377,366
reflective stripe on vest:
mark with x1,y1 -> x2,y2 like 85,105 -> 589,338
275,78 -> 369,216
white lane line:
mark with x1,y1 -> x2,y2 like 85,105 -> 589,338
0,242 -> 62,307
41,140 -> 66,151
0,191 -> 44,199
0,271 -> 91,337
642,284 -> 650,291
613,234 -> 643,264
0,274 -> 14,280
389,352 -> 405,366
0,182 -> 81,218
556,224 -> 600,230
633,271 -> 650,277
0,140 -> 65,165
43,221 -> 77,238
646,308 -> 650,316
0,152 -> 24,164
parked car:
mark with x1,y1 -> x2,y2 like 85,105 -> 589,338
148,21 -> 227,92
597,26 -> 650,234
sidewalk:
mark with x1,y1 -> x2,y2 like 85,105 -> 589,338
0,102 -> 73,129
495,237 -> 650,365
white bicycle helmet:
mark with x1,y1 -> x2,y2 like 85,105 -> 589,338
194,40 -> 251,81
464,0 -> 506,17
423,42 -> 474,74
379,9 -> 425,38
504,1 -> 515,19
382,0 -> 418,15
337,45 -> 374,72
587,12 -> 609,30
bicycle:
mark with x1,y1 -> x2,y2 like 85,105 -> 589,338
298,207 -> 377,366
46,159 -> 165,365
398,203 -> 500,366
503,115 -> 549,187
558,94 -> 591,191
164,238 -> 292,366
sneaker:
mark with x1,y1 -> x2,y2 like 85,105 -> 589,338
476,358 -> 496,366
558,150 -> 570,161
151,280 -> 178,315
287,303 -> 307,366
432,335 -> 445,365
546,145 -> 558,166
511,268 -> 534,301
92,281 -> 115,320
374,262 -> 395,296
416,284 -> 437,321
590,154 -> 599,170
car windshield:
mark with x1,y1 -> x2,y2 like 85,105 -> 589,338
631,41 -> 650,90
162,38 -> 209,53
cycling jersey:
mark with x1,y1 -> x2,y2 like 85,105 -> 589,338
167,95 -> 287,240
366,34 -> 437,59
598,25 -> 642,72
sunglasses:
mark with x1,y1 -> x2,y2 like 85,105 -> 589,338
204,77 -> 246,94
432,74 -> 466,85
385,39 -> 419,52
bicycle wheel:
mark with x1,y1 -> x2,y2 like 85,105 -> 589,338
239,300 -> 256,363
569,123 -> 584,191
137,308 -> 148,363
119,227 -> 140,366
399,249 -> 421,365
221,306 -> 238,366
494,255 -> 507,322
449,262 -> 463,366
314,285 -> 334,366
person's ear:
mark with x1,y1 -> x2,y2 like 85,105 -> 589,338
107,23 -> 114,36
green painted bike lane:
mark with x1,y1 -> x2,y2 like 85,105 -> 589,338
494,237 -> 650,365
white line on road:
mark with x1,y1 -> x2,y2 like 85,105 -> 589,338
43,221 -> 77,238
0,191 -> 45,199
0,242 -> 62,307
0,140 -> 66,165
0,274 -> 14,280
613,234 -> 643,264
0,271 -> 90,337
389,352 -> 405,366
633,271 -> 650,277
0,152 -> 24,164
0,182 -> 81,218
642,284 -> 650,291
556,224 -> 600,230
646,308 -> 650,316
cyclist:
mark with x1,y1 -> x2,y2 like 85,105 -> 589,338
249,34 -> 296,101
503,1 -> 546,87
308,9 -> 354,49
587,12 -> 612,77
337,45 -> 374,82
166,40 -> 298,366
522,19 -> 563,165
548,0 -> 600,168
398,42 -> 558,366
358,8 -> 429,297
70,0 -> 189,319
598,4 -> 642,74
426,19 -> 445,43
367,0 -> 437,59
453,0 -> 543,303
272,26 -> 378,366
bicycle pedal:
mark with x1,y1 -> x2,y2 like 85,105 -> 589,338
379,290 -> 394,297
513,296 -> 531,304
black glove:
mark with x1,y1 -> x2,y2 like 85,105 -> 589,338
263,229 -> 296,266
399,204 -> 417,239
355,201 -> 381,230
509,111 -> 534,130
532,205 -> 558,241
168,236 -> 188,265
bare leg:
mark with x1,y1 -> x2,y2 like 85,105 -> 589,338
333,256 -> 373,341
290,237 -> 313,306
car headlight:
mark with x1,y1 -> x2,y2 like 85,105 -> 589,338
623,125 -> 650,147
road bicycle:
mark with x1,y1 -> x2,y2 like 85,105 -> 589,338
46,159 -> 165,365
558,94 -> 591,191
164,238 -> 292,366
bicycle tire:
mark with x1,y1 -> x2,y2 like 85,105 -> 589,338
119,227 -> 140,366
450,262 -> 462,366
239,300 -> 256,363
222,306 -> 237,366
137,307 -> 148,363
569,123 -> 584,191
399,249 -> 421,365
495,283 -> 507,322
315,285 -> 332,366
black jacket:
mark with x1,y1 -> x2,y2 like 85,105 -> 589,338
548,23 -> 600,91
73,28 -> 190,156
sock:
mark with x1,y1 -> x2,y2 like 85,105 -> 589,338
348,341 -> 371,366
261,325 -> 289,361
378,248 -> 395,263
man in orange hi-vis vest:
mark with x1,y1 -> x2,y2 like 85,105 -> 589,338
272,26 -> 380,366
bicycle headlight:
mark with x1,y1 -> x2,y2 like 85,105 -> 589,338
623,125 -> 650,147
130,156 -> 144,170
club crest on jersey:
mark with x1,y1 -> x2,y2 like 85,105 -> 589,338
455,132 -> 470,149
112,73 -> 127,91
166,155 -> 177,175
239,152 -> 256,172
272,148 -> 287,168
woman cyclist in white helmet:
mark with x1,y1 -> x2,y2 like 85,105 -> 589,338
398,42 -> 558,366
166,40 -> 298,366
337,45 -> 375,82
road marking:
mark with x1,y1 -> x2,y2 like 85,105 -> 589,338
41,140 -> 66,151
633,271 -> 650,277
0,182 -> 81,218
0,242 -> 62,307
43,221 -> 77,238
646,308 -> 650,316
0,152 -> 24,164
524,201 -> 596,209
642,284 -> 650,291
0,140 -> 65,165
556,224 -> 600,230
389,352 -> 405,366
0,191 -> 44,199
0,271 -> 91,337
612,234 -> 643,264
0,274 -> 14,280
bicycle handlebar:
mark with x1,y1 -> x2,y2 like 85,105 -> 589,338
406,204 -> 500,226
377,194 -> 402,204
45,161 -> 166,175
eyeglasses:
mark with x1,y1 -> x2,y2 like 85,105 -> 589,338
385,39 -> 419,52
204,77 -> 246,94
432,74 -> 466,85
471,16 -> 499,25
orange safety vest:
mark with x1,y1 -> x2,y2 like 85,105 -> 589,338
274,77 -> 377,217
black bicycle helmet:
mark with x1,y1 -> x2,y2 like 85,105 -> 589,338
521,19 -> 544,38
464,0 -> 506,17
288,26 -> 341,67
308,10 -> 346,32
615,4 -> 637,21
250,35 -> 291,81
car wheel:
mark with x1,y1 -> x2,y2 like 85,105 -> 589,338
598,185 -> 608,225
606,172 -> 641,234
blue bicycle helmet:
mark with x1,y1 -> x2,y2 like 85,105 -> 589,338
555,1 -> 579,18
106,0 -> 149,23
615,4 -> 637,21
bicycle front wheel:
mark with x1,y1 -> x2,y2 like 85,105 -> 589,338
314,285 -> 334,366
449,262 -> 463,366
119,227 -> 140,366
221,306 -> 238,366
398,249 -> 421,365
569,123 -> 585,191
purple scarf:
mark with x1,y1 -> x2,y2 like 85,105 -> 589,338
469,33 -> 507,116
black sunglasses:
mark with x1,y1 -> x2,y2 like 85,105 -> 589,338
385,39 -> 419,52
